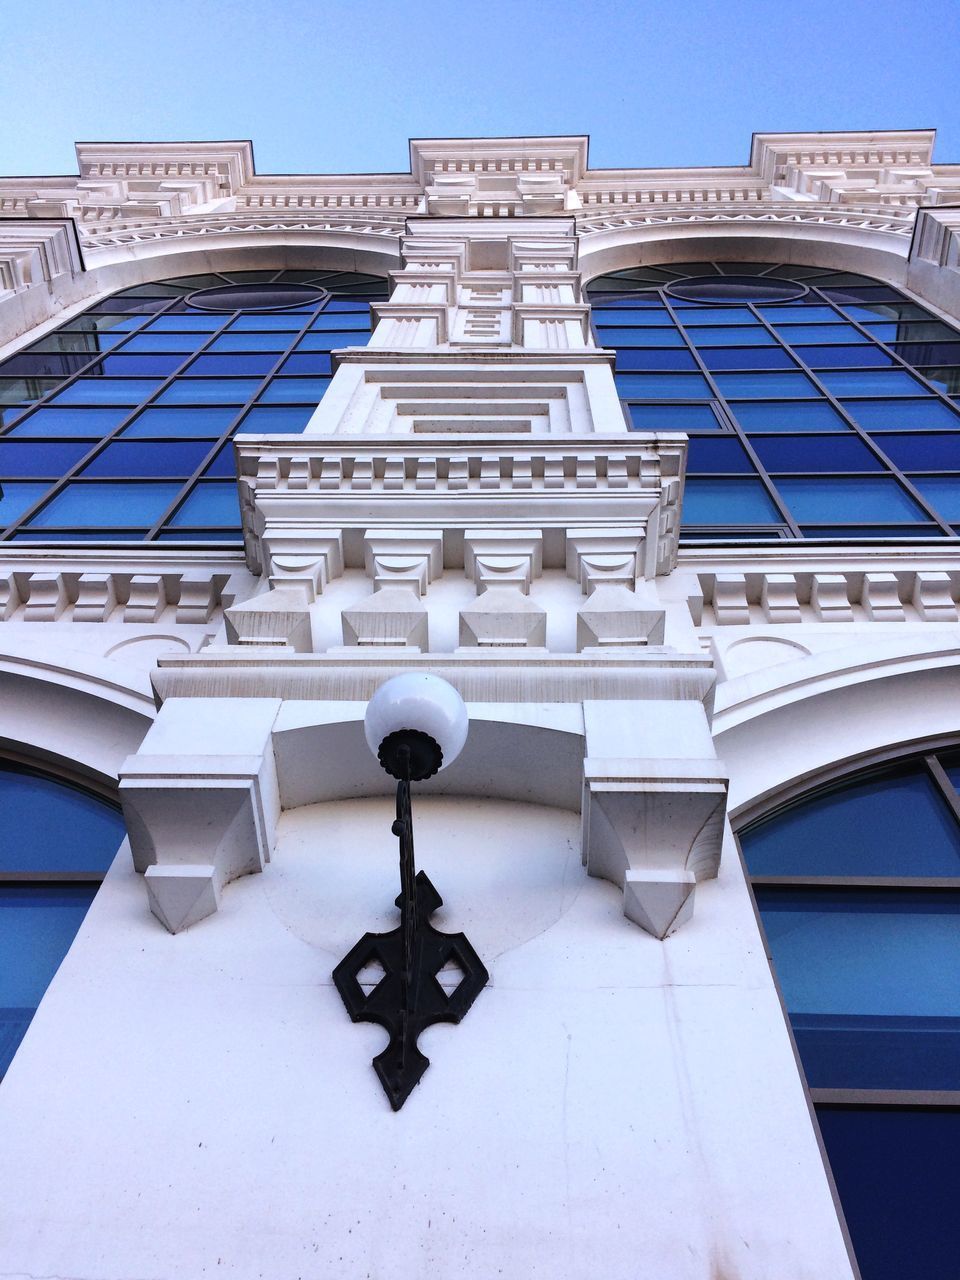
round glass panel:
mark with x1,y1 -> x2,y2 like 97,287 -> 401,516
665,276 -> 808,304
185,283 -> 328,313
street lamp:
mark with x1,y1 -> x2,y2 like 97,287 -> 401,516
333,674 -> 489,1111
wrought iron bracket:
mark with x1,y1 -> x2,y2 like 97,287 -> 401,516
333,773 -> 488,1110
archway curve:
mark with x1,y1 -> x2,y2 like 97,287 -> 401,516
578,221 -> 912,294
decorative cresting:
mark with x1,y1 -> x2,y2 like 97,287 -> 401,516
333,675 -> 487,1110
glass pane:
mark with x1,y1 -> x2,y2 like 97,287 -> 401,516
0,769 -> 124,873
121,407 -> 238,438
308,310 -> 380,330
166,483 -> 240,527
0,884 -> 98,1074
844,399 -> 960,431
280,353 -> 333,376
714,372 -> 818,398
206,333 -> 290,352
95,354 -> 185,377
589,307 -> 672,325
201,445 -> 237,479
798,346 -> 894,369
798,525 -> 942,539
819,370 -> 926,398
79,441 -> 212,478
614,373 -> 711,398
47,379 -> 163,406
670,306 -> 757,324
595,327 -> 685,348
153,380 -> 261,405
186,353 -> 277,377
892,343 -> 960,366
684,326 -> 775,347
817,1108 -> 960,1280
750,435 -> 884,473
119,333 -> 206,353
257,378 -> 331,405
773,324 -> 868,345
763,306 -> 843,323
295,330 -> 370,352
685,438 -> 755,473
235,405 -> 315,432
730,401 -> 852,432
0,442 -> 91,476
6,407 -> 131,438
0,483 -> 52,524
740,765 -> 960,876
682,477 -> 782,523
910,477 -> 960,521
775,477 -> 927,522
138,314 -> 224,332
876,434 -> 960,470
615,349 -> 699,371
24,482 -> 182,528
698,347 -> 797,371
915,367 -> 960,396
627,404 -> 723,431
842,303 -> 932,323
226,314 -> 306,331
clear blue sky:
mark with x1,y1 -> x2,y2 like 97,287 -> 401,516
2,0 -> 959,176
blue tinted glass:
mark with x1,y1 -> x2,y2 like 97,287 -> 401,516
684,326 -> 775,347
0,442 -> 90,476
295,330 -> 370,351
7,407 -> 131,437
874,434 -> 960,470
281,353 -> 333,376
817,1108 -> 960,1280
614,373 -> 711,398
731,402 -> 851,432
0,353 -> 93,379
750,436 -> 884,473
893,343 -> 960,367
0,483 -> 51,523
818,370 -> 925,397
763,306 -> 842,323
227,314 -> 306,331
672,307 -> 756,324
740,765 -> 960,876
777,324 -> 868,344
627,404 -> 723,431
139,314 -> 224,331
915,367 -> 960,396
757,889 -> 960,1018
48,379 -> 164,406
595,326 -> 684,347
799,526 -> 942,538
202,445 -> 237,479
911,477 -> 960,521
775,477 -> 926,522
848,303 -> 937,323
844,399 -> 960,430
793,1012 -> 960,1089
80,441 -> 211,478
682,478 -> 782,523
186,353 -> 277,377
0,770 -> 124,873
590,307 -> 672,325
236,405 -> 314,431
166,483 -> 239,527
120,333 -> 205,353
95,354 -> 185,376
121,407 -> 237,437
699,347 -> 797,371
798,346 -> 895,368
257,378 -> 331,405
25,482 -> 181,528
714,372 -> 818,398
686,438 -> 755,473
154,380 -> 261,405
0,884 -> 98,1072
207,333 -> 290,352
616,349 -> 698,371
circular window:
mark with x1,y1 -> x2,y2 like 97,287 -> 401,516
185,282 -> 328,312
664,276 -> 808,304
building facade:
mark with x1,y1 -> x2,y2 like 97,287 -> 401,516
0,131 -> 958,1279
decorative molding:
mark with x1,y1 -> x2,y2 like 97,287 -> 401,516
0,568 -> 241,625
0,219 -> 84,300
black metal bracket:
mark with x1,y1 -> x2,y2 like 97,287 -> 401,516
332,770 -> 488,1111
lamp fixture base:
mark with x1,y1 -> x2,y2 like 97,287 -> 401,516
377,729 -> 443,781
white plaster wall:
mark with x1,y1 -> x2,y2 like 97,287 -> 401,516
0,795 -> 854,1279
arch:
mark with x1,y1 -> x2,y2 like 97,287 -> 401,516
578,220 -> 913,294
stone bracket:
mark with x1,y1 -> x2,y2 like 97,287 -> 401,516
464,529 -> 543,593
363,528 -> 443,595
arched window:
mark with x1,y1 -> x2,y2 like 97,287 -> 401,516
0,762 -> 125,1078
737,747 -> 960,1280
586,262 -> 960,541
0,268 -> 388,544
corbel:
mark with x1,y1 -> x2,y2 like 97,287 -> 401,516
912,571 -> 958,621
23,572 -> 68,622
124,574 -> 167,623
176,571 -> 229,624
711,574 -> 751,626
363,529 -> 444,596
0,575 -> 20,621
810,573 -> 854,622
464,529 -> 543,594
341,588 -> 428,649
73,572 -> 118,623
566,528 -> 665,648
261,527 -> 344,601
759,573 -> 802,624
225,588 -> 313,652
861,572 -> 905,622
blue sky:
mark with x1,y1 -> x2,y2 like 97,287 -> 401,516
2,0 -> 959,176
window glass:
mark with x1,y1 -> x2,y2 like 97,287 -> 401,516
750,435 -> 883,473
0,270 -> 386,543
614,373 -> 712,398
713,372 -> 818,398
730,402 -> 851,432
843,400 -> 960,431
774,477 -> 927,522
616,349 -> 699,371
627,404 -> 723,431
594,327 -> 685,347
698,347 -> 797,371
682,478 -> 782,523
686,438 -> 756,473
167,483 -> 240,526
910,477 -> 960,521
818,370 -> 927,397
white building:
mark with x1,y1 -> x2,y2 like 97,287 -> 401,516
0,131 -> 958,1280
